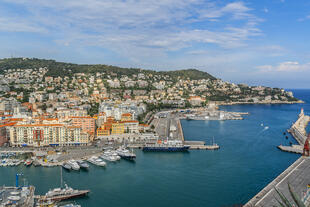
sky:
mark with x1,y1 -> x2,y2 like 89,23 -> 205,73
0,0 -> 309,88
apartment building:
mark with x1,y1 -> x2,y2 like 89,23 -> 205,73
8,124 -> 89,147
69,116 -> 96,137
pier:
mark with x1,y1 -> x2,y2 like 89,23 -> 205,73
151,111 -> 221,150
278,108 -> 310,154
244,156 -> 310,206
184,141 -> 220,150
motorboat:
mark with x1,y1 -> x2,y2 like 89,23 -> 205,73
77,160 -> 89,169
62,162 -> 72,171
67,160 -> 80,171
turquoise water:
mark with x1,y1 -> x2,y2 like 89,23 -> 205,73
1,89 -> 310,206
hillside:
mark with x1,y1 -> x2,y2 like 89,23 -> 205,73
0,58 -> 216,80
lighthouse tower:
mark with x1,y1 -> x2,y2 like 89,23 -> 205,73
300,108 -> 304,117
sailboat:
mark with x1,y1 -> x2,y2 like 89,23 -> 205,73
210,137 -> 219,150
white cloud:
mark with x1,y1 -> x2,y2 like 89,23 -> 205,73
0,17 -> 46,33
298,15 -> 310,22
257,61 -> 310,72
1,0 -> 262,61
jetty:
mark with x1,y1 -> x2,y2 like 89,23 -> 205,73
151,110 -> 221,151
278,108 -> 310,154
184,141 -> 220,150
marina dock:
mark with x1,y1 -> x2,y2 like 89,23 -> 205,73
244,156 -> 310,206
0,186 -> 35,207
184,141 -> 220,150
151,110 -> 221,150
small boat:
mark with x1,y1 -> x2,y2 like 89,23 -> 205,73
77,160 -> 89,169
62,163 -> 72,171
25,159 -> 32,166
67,160 -> 80,171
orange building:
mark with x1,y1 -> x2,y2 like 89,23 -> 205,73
0,122 -> 17,146
97,127 -> 110,136
121,113 -> 132,121
70,116 -> 96,137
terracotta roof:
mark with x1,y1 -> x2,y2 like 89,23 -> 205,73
14,124 -> 64,127
139,124 -> 150,127
122,113 -> 132,117
69,116 -> 94,119
6,118 -> 24,121
0,122 -> 17,127
120,120 -> 139,123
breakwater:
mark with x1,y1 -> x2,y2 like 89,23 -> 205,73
278,108 -> 310,154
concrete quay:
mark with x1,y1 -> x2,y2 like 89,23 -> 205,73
278,109 -> 310,154
244,156 -> 310,206
288,108 -> 310,145
277,144 -> 303,154
184,141 -> 220,150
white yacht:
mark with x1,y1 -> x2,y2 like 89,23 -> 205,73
67,160 -> 80,171
100,151 -> 120,162
87,156 -> 106,167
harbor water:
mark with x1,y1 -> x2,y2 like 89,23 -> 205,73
0,89 -> 309,206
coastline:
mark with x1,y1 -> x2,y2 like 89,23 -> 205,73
218,100 -> 304,106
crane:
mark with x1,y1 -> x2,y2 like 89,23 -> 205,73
15,173 -> 23,188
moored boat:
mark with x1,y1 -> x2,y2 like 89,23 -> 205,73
77,160 -> 89,169
67,160 -> 80,171
62,163 -> 72,171
87,156 -> 106,167
116,147 -> 136,160
39,184 -> 89,202
142,139 -> 190,152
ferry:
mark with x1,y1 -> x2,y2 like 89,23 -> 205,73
143,139 -> 190,152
